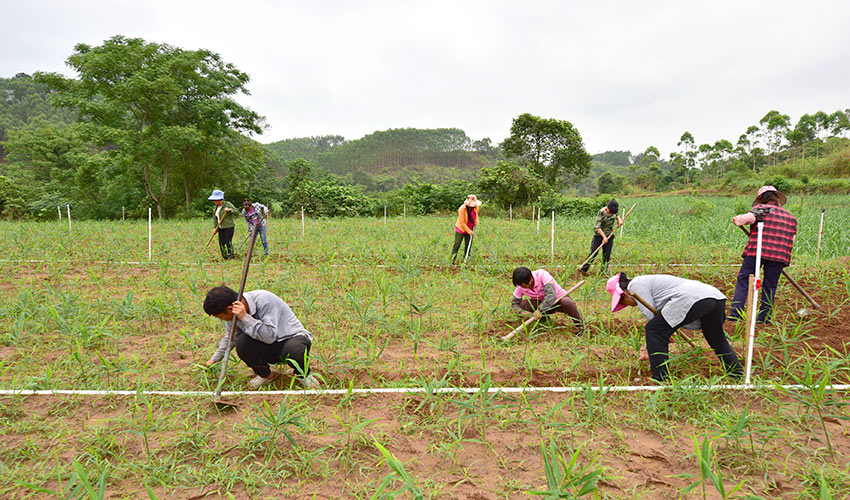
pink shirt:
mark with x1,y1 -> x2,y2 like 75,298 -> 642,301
455,207 -> 477,234
513,269 -> 566,301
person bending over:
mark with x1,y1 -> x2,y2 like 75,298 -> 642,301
511,267 -> 583,330
204,286 -> 318,389
606,272 -> 743,382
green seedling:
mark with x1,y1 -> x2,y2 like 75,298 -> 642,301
677,434 -> 767,500
248,399 -> 305,463
526,439 -> 604,499
371,439 -> 426,500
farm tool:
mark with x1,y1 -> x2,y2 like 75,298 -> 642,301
461,232 -> 475,266
501,279 -> 585,341
737,225 -> 820,315
203,218 -> 224,253
577,203 -> 636,273
213,223 -> 260,408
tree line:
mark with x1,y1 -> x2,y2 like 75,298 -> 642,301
1,35 -> 847,220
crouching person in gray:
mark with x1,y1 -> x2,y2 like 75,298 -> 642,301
204,286 -> 318,389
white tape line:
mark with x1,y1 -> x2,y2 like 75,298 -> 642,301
2,384 -> 849,397
0,259 -> 745,268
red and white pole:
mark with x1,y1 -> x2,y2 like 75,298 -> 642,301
744,220 -> 765,386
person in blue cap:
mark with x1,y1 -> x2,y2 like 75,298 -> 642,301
208,189 -> 238,259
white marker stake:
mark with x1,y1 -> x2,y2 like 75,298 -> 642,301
301,206 -> 305,236
66,204 -> 71,232
550,209 -> 555,263
509,204 -> 512,221
122,206 -> 125,221
536,207 -> 541,233
384,205 -> 387,224
403,203 -> 406,219
744,220 -> 765,386
148,207 -> 152,262
816,208 -> 825,261
57,205 -> 62,221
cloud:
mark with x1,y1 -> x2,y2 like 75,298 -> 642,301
2,0 -> 849,156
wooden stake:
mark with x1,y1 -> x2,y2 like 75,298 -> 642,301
57,205 -> 62,221
66,204 -> 71,232
301,206 -> 305,236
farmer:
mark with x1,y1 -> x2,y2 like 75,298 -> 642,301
204,286 -> 318,389
607,272 -> 743,382
511,267 -> 583,330
208,189 -> 238,260
450,194 -> 481,264
580,199 -> 623,275
728,186 -> 797,324
241,198 -> 270,256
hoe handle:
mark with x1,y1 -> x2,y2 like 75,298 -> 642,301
738,226 -> 820,309
502,279 -> 585,341
213,223 -> 261,400
203,219 -> 223,252
578,203 -> 636,270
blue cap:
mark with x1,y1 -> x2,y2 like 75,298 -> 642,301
208,189 -> 224,201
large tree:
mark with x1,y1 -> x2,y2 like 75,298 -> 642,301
500,113 -> 591,187
35,35 -> 264,218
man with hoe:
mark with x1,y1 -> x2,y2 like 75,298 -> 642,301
580,199 -> 623,275
208,189 -> 238,260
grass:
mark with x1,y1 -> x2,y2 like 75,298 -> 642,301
0,194 -> 848,497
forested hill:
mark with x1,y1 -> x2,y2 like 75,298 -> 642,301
263,128 -> 500,191
0,73 -> 76,161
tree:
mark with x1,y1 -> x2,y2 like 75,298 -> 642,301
677,132 -> 696,169
597,171 -> 626,194
500,113 -> 591,187
35,35 -> 264,218
477,160 -> 543,208
285,158 -> 314,211
759,110 -> 790,166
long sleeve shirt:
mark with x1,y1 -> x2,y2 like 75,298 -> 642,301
627,274 -> 726,330
210,290 -> 313,362
214,201 -> 238,229
241,202 -> 269,228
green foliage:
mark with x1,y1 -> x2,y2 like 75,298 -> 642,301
680,198 -> 715,217
478,160 -> 543,208
501,113 -> 592,188
34,35 -> 264,218
597,171 -> 626,194
535,192 -> 610,216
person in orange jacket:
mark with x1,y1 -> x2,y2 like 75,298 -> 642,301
450,194 -> 481,264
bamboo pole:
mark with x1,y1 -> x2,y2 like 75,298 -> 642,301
66,205 -> 71,232
301,206 -> 305,236
57,205 -> 62,221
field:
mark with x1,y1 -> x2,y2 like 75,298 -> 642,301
1,194 -> 849,499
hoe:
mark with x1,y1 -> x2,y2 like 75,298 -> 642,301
213,223 -> 260,408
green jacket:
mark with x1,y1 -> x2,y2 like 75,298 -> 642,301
214,201 -> 238,229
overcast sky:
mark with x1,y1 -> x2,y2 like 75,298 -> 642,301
3,0 -> 849,156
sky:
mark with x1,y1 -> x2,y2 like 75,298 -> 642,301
3,0 -> 850,156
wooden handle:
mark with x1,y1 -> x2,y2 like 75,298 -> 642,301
737,225 -> 820,309
501,279 -> 585,340
213,223 -> 261,400
630,292 -> 659,315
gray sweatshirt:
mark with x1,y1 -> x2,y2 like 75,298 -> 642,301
627,275 -> 726,329
210,290 -> 313,362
